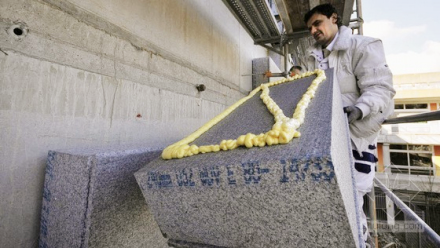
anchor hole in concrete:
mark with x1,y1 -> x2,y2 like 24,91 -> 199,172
196,84 -> 206,92
13,27 -> 24,36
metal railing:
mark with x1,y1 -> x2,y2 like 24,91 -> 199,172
364,179 -> 440,247
362,108 -> 440,247
382,110 -> 440,124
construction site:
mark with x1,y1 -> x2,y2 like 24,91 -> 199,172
1,0 -> 440,247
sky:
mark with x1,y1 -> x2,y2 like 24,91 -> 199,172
361,0 -> 440,75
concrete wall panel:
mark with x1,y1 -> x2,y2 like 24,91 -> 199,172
0,0 -> 268,247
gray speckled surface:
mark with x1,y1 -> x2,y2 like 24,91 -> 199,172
135,69 -> 362,247
39,145 -> 168,248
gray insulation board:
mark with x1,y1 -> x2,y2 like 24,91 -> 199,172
39,145 -> 168,248
135,69 -> 362,248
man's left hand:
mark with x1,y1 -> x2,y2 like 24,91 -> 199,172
343,106 -> 362,123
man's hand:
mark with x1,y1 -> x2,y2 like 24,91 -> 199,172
263,71 -> 272,78
343,106 -> 362,123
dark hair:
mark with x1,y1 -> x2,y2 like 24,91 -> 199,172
289,65 -> 302,72
304,3 -> 342,27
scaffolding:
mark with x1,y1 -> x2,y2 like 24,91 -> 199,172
222,0 -> 363,71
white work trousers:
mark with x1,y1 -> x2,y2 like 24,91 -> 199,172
353,143 -> 377,242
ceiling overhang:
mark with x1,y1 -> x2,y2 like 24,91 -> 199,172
223,0 -> 356,48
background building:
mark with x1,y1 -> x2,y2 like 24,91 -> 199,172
375,72 -> 440,242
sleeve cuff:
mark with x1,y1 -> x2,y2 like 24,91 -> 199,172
355,103 -> 371,119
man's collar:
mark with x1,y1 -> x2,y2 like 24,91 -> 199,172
308,26 -> 352,53
332,26 -> 352,51
309,32 -> 338,57
325,32 -> 338,52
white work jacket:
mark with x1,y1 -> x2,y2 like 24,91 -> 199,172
304,26 -> 396,153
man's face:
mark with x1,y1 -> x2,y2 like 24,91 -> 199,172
290,69 -> 301,77
306,13 -> 339,47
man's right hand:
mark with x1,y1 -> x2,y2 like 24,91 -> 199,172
343,106 -> 362,123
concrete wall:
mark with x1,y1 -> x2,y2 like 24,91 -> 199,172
0,0 -> 267,247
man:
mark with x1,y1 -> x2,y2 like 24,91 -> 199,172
263,65 -> 302,78
303,3 -> 395,246
289,65 -> 303,77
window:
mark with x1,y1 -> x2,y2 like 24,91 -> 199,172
394,103 -> 428,110
405,104 -> 428,109
389,144 -> 434,176
395,104 -> 404,109
393,103 -> 430,121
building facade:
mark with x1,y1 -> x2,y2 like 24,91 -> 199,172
375,72 -> 440,236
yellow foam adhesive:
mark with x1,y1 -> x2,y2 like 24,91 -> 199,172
162,69 -> 326,160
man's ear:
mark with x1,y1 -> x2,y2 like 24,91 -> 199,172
331,13 -> 338,24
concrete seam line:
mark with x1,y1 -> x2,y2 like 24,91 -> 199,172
40,0 -> 242,92
0,18 -> 221,97
0,48 -> 232,107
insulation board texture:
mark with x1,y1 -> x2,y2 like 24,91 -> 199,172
39,145 -> 168,248
135,69 -> 363,248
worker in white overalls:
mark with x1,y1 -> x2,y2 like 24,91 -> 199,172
303,3 -> 395,247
